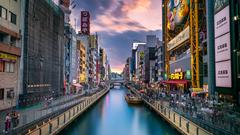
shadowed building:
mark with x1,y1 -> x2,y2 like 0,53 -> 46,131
19,0 -> 65,106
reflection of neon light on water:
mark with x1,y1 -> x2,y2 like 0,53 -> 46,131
101,95 -> 110,116
106,95 -> 109,106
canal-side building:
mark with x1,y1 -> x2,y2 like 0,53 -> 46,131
163,0 -> 206,94
99,47 -> 106,81
144,35 -> 157,83
155,39 -> 165,81
77,35 -> 88,85
123,57 -> 131,82
89,34 -> 99,86
0,0 -> 22,110
144,47 -> 156,83
206,0 -> 240,104
131,42 -> 146,82
136,44 -> 146,83
77,33 -> 91,84
19,0 -> 65,106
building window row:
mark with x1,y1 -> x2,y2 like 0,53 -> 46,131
0,61 -> 15,73
0,6 -> 17,25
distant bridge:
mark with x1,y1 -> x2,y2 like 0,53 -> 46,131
110,79 -> 125,88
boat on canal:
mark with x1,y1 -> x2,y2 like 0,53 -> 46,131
125,93 -> 142,104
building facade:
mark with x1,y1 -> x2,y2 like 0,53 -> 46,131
155,39 -> 165,81
77,37 -> 87,84
19,0 -> 64,106
136,44 -> 146,82
0,0 -> 22,110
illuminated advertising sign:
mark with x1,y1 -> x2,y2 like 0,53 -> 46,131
215,32 -> 231,62
215,61 -> 232,87
214,6 -> 230,38
167,0 -> 190,31
0,53 -> 17,61
167,26 -> 189,51
81,11 -> 90,35
170,72 -> 184,80
214,4 -> 232,88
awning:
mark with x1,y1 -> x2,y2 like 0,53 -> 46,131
162,80 -> 189,84
72,83 -> 83,88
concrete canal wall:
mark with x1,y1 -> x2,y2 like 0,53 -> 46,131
24,88 -> 109,135
129,86 -> 212,135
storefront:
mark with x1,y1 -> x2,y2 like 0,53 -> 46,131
0,52 -> 19,110
162,69 -> 191,93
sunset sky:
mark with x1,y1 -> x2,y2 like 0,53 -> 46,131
55,0 -> 162,73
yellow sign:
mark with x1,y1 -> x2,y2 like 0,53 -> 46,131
170,72 -> 184,80
0,53 -> 17,61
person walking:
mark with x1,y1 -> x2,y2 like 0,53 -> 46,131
4,113 -> 11,133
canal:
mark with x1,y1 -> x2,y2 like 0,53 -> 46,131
59,86 -> 179,135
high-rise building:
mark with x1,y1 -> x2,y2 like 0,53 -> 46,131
136,45 -> 146,82
99,47 -> 106,81
206,0 -> 240,104
77,40 -> 87,84
19,0 -> 65,106
146,35 -> 157,47
155,39 -> 165,81
131,42 -> 146,81
0,0 -> 22,110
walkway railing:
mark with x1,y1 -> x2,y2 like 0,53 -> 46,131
129,83 -> 240,135
128,85 -> 213,135
23,87 -> 109,135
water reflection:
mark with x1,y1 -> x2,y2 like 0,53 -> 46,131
60,87 -> 179,135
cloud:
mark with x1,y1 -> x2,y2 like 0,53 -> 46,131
68,0 -> 162,73
99,30 -> 162,73
70,0 -> 161,34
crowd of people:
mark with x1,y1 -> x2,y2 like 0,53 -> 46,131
130,82 -> 240,135
3,111 -> 20,133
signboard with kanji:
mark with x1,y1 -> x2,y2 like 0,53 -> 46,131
81,11 -> 90,35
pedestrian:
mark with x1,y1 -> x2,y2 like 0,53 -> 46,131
11,111 -> 17,129
16,112 -> 20,126
4,113 -> 11,133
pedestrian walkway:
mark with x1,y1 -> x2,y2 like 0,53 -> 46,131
129,83 -> 240,135
0,92 -> 86,134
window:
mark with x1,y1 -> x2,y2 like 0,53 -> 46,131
0,6 -> 7,20
0,89 -> 4,100
6,89 -> 14,99
0,61 -> 4,72
10,36 -> 17,46
4,62 -> 14,73
10,12 -> 16,24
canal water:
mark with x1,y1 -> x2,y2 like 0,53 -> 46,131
59,86 -> 179,135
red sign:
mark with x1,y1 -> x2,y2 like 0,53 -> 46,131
81,11 -> 90,35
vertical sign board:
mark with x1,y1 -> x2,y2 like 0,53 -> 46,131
81,11 -> 90,35
215,61 -> 232,87
214,5 -> 232,87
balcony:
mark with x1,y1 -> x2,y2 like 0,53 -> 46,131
0,42 -> 21,56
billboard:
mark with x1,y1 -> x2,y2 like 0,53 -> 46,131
167,0 -> 190,31
215,61 -> 232,88
167,26 -> 189,51
214,4 -> 232,88
214,6 -> 230,38
215,32 -> 231,62
81,11 -> 90,35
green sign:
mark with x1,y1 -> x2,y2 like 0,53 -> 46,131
186,70 -> 191,80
